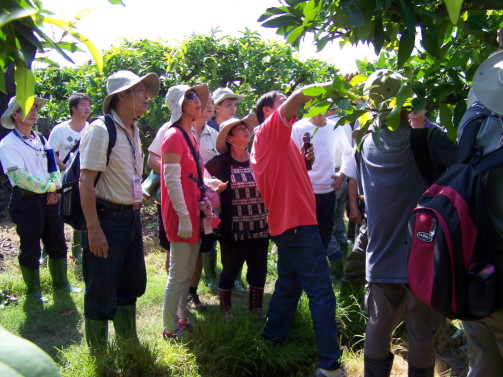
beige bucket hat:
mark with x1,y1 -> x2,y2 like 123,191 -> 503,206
215,114 -> 258,153
102,70 -> 160,113
1,96 -> 48,129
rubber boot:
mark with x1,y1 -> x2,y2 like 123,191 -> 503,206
218,288 -> 232,318
141,170 -> 160,201
249,286 -> 264,314
233,266 -> 247,295
408,364 -> 434,377
72,230 -> 82,265
48,258 -> 81,293
20,265 -> 47,303
364,353 -> 394,377
85,318 -> 108,356
202,251 -> 217,292
113,305 -> 139,344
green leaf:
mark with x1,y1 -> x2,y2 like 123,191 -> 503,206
304,100 -> 331,118
303,0 -> 319,24
385,106 -> 401,130
302,86 -> 327,96
439,103 -> 454,131
261,14 -> 300,29
411,97 -> 426,114
341,0 -> 365,27
0,7 -> 36,28
397,0 -> 417,31
286,26 -> 305,46
257,7 -> 289,22
443,0 -> 463,25
335,98 -> 351,110
107,0 -> 126,5
453,100 -> 467,128
397,28 -> 415,68
66,29 -> 103,73
14,60 -> 35,117
395,83 -> 412,108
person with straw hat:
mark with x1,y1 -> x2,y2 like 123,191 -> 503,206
79,70 -> 159,353
205,114 -> 269,317
160,83 -> 212,339
0,96 -> 81,303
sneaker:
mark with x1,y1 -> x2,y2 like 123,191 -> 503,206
187,292 -> 206,311
314,366 -> 347,377
177,318 -> 193,332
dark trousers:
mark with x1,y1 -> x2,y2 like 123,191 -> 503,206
82,204 -> 147,320
315,191 -> 336,250
264,225 -> 341,370
218,238 -> 269,290
9,190 -> 67,269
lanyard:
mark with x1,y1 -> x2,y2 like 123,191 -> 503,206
120,125 -> 140,177
13,129 -> 45,152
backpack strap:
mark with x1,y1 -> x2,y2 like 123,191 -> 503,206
62,140 -> 80,164
410,128 -> 435,185
34,131 -> 47,147
98,115 -> 117,164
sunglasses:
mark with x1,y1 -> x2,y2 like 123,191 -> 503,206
185,93 -> 199,101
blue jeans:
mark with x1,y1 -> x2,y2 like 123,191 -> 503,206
82,204 -> 147,320
265,225 -> 341,370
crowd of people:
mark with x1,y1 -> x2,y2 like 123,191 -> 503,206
1,47 -> 502,377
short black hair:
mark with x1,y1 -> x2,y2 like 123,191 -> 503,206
68,93 -> 91,115
255,90 -> 281,124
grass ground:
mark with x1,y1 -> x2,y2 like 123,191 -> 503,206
0,204 -> 468,377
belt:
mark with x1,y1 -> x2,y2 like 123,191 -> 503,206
13,187 -> 41,197
96,199 -> 141,211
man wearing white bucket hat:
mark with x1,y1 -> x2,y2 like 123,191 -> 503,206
459,50 -> 503,377
79,70 -> 159,352
0,96 -> 79,303
207,87 -> 245,132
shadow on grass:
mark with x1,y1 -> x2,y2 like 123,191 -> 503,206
19,289 -> 82,359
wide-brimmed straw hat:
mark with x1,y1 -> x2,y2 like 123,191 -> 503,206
215,114 -> 258,153
102,70 -> 160,113
473,51 -> 503,114
165,84 -> 209,124
1,96 -> 48,129
212,87 -> 245,106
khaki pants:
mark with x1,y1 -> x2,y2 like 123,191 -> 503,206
364,283 -> 444,368
162,242 -> 200,332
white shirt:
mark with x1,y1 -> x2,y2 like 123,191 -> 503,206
0,130 -> 50,185
48,120 -> 88,163
291,117 -> 352,194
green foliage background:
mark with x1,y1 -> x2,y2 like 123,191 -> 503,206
34,30 -> 339,155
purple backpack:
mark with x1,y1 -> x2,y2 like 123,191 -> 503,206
408,109 -> 503,320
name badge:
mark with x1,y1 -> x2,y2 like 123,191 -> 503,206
133,175 -> 142,201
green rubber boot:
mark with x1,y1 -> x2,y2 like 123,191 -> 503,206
71,230 -> 82,265
19,265 -> 47,303
48,258 -> 81,293
113,305 -> 139,344
85,318 -> 108,356
233,266 -> 247,295
202,251 -> 217,292
141,170 -> 160,202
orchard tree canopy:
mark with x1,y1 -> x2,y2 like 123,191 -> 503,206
259,0 -> 503,139
35,31 -> 339,153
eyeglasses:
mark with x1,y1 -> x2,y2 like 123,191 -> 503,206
185,93 -> 199,101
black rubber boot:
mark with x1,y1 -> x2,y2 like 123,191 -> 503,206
218,288 -> 232,318
364,352 -> 394,377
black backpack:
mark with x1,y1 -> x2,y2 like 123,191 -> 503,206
59,115 -> 117,231
408,108 -> 503,320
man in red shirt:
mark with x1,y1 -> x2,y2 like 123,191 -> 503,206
251,84 -> 346,377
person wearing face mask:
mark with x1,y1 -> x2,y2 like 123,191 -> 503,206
161,84 -> 211,339
79,70 -> 160,353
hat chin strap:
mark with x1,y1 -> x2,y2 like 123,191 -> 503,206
131,88 -> 137,121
